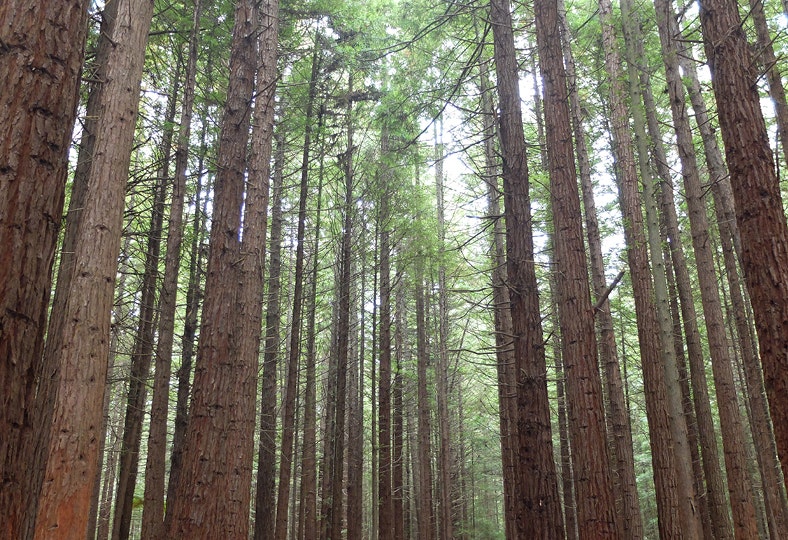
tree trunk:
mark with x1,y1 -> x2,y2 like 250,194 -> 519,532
415,271 -> 434,540
678,45 -> 788,539
652,2 -> 759,534
31,1 -> 154,537
165,1 -> 258,536
433,124 -> 455,540
698,0 -> 788,483
378,123 -> 395,540
533,0 -> 620,535
393,287 -> 406,540
488,0 -> 565,536
0,0 -> 88,536
595,0 -> 699,534
141,1 -> 202,537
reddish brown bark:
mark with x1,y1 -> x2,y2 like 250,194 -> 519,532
0,1 -> 89,536
698,0 -> 788,482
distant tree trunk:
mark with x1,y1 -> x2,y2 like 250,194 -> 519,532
141,2 -> 201,537
393,287 -> 406,540
0,0 -> 87,535
165,0 -> 259,536
326,71 -> 355,540
595,0 -> 699,534
433,124 -> 455,540
347,237 -> 364,540
698,0 -> 788,482
652,1 -> 759,534
275,33 -> 321,540
557,2 -> 641,535
247,3 -> 280,539
31,1 -> 154,537
415,271 -> 434,540
297,132 -> 322,540
533,0 -> 619,535
378,124 -> 395,540
163,116 -> 210,532
488,0 -> 565,536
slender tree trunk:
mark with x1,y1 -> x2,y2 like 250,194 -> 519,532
534,1 -> 620,535
297,132 -> 324,540
415,270 -> 434,540
166,1 -> 259,536
698,0 -> 788,482
393,286 -> 406,540
347,242 -> 364,540
163,117 -> 210,533
489,0 -> 565,536
478,60 -> 521,540
141,1 -> 201,537
31,2 -> 154,537
433,124 -> 455,540
378,123 -> 395,540
275,33 -> 321,540
247,3 -> 281,538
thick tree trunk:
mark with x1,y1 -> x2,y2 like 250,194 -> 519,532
31,2 -> 154,537
0,1 -> 88,536
533,1 -> 619,536
488,0 -> 565,536
165,1 -> 258,536
698,0 -> 788,483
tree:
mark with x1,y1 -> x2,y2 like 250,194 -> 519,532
698,0 -> 788,481
533,0 -> 619,535
166,0 -> 259,535
31,1 -> 155,536
0,1 -> 89,536
489,0 -> 565,536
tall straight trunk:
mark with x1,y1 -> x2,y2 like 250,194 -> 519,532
620,1 -> 731,535
165,1 -> 258,536
31,1 -> 154,537
557,2 -> 641,535
275,34 -> 321,540
433,125 -> 455,540
678,46 -> 788,539
698,0 -> 788,482
325,72 -> 355,540
246,4 -> 281,539
595,0 -> 699,535
478,60 -> 520,540
297,139 -> 322,540
141,1 -> 201,537
488,0 -> 565,536
652,1 -> 758,534
415,272 -> 434,540
534,0 -> 619,535
0,0 -> 88,531
393,286 -> 406,540
163,118 -> 210,532
113,66 -> 179,540
347,243 -> 364,540
378,124 -> 395,540
255,130 -> 285,540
